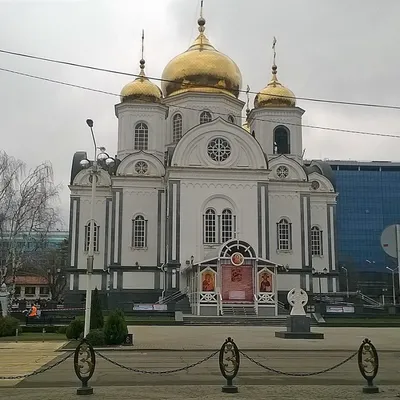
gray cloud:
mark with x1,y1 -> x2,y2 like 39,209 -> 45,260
0,0 -> 399,223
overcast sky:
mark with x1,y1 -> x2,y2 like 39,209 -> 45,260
1,0 -> 400,225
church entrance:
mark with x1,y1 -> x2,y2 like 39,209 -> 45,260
184,239 -> 279,316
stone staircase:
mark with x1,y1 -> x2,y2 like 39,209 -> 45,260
222,304 -> 257,316
183,315 -> 289,326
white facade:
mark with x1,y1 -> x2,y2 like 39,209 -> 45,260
67,16 -> 338,313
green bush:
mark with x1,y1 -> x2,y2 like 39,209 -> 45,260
90,288 -> 104,330
86,329 -> 106,346
0,316 -> 20,337
56,326 -> 68,334
104,310 -> 128,345
66,318 -> 84,340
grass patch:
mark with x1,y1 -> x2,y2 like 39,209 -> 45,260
0,332 -> 66,342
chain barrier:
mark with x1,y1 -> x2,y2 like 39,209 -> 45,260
239,349 -> 358,377
0,351 -> 73,380
94,349 -> 219,375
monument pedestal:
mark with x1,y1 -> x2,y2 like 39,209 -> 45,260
275,315 -> 324,339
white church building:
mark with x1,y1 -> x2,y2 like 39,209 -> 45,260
66,13 -> 338,315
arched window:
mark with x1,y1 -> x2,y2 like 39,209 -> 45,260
311,226 -> 323,256
200,111 -> 212,124
221,209 -> 233,243
277,218 -> 292,251
172,113 -> 183,143
134,122 -> 149,150
228,115 -> 235,124
203,208 -> 216,244
132,215 -> 147,248
84,222 -> 99,252
273,126 -> 290,154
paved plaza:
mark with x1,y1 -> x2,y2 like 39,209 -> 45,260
124,326 -> 400,351
1,386 -> 400,400
0,326 -> 399,398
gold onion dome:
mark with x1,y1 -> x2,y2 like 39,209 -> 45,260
161,16 -> 242,98
120,59 -> 162,103
254,64 -> 296,108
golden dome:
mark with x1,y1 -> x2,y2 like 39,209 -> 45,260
254,65 -> 296,108
161,17 -> 242,98
120,59 -> 162,103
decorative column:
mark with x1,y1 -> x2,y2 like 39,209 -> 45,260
0,283 -> 10,317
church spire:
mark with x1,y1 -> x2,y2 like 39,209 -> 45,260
139,29 -> 146,76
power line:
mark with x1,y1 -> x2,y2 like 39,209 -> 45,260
0,65 -> 399,140
1,47 -> 400,112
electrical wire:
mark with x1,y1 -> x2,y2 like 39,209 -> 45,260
0,65 -> 399,140
1,47 -> 400,111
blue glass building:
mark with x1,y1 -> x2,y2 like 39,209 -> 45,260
328,161 -> 400,273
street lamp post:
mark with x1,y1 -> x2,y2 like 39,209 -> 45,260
386,267 -> 396,305
341,266 -> 349,300
79,119 -> 115,337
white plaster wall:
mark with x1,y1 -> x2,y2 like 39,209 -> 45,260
78,274 -> 102,291
120,187 -> 161,266
310,200 -> 330,272
250,108 -> 304,160
313,276 -> 328,294
116,104 -> 167,159
122,271 -> 155,289
179,180 -> 259,263
276,274 -> 301,291
268,190 -> 302,267
77,193 -> 109,271
164,93 -> 245,144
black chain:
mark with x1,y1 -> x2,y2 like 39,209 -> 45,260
0,351 -> 74,380
95,349 -> 219,374
239,350 -> 358,377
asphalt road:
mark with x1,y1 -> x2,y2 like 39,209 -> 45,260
13,350 -> 400,387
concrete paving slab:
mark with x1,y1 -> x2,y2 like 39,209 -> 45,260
0,342 -> 66,388
126,326 -> 400,351
0,385 -> 399,400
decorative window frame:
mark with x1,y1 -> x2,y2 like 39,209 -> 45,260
131,214 -> 148,250
172,113 -> 183,143
134,121 -> 149,151
276,217 -> 292,253
84,221 -> 100,253
311,225 -> 323,257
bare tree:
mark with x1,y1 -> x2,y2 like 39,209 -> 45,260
0,151 -> 61,293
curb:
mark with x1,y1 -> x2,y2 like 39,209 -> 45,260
56,347 -> 400,353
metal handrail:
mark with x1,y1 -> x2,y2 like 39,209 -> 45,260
253,294 -> 259,316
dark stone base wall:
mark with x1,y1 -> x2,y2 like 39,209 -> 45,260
64,289 -> 163,311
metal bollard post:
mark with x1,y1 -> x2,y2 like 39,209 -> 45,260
42,328 -> 46,343
74,339 -> 96,395
358,338 -> 379,394
219,337 -> 240,393
15,328 -> 18,343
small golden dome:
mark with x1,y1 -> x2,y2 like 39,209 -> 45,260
254,65 -> 296,108
120,59 -> 162,103
161,17 -> 242,98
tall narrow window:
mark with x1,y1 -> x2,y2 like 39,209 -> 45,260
84,222 -> 99,252
134,122 -> 149,150
203,208 -> 216,244
132,215 -> 147,248
311,226 -> 323,256
277,218 -> 292,251
273,126 -> 290,154
172,113 -> 183,143
221,209 -> 233,243
228,115 -> 235,124
200,111 -> 212,124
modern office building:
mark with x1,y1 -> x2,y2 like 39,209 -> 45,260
328,160 -> 400,299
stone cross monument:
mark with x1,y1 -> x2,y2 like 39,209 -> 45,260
275,287 -> 324,339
